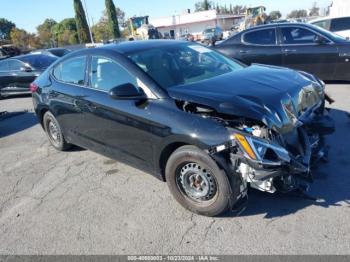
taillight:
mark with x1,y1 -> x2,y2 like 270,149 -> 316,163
30,83 -> 38,93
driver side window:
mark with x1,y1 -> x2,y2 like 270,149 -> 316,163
90,56 -> 137,92
281,27 -> 326,45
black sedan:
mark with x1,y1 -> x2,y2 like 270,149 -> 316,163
32,41 -> 333,216
0,54 -> 57,98
214,23 -> 350,81
30,48 -> 71,57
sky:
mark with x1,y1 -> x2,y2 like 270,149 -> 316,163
0,0 -> 332,33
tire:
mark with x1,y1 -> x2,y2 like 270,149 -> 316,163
165,145 -> 232,216
43,111 -> 71,151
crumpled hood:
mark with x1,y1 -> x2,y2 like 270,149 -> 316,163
167,64 -> 324,133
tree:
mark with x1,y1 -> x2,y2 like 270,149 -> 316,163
0,18 -> 16,40
91,20 -> 110,42
309,2 -> 320,17
105,0 -> 121,38
287,9 -> 308,19
10,28 -> 42,50
203,0 -> 210,10
195,0 -> 213,12
115,7 -> 126,27
37,19 -> 57,47
10,28 -> 28,49
92,6 -> 126,42
269,11 -> 282,20
52,18 -> 79,46
216,3 -> 220,14
73,0 -> 92,43
232,5 -> 246,15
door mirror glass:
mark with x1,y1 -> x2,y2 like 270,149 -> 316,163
109,83 -> 146,100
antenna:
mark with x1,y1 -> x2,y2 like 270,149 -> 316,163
82,0 -> 95,44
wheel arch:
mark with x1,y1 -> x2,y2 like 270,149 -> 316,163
158,142 -> 189,181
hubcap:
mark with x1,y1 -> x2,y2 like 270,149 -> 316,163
177,163 -> 217,201
48,120 -> 60,144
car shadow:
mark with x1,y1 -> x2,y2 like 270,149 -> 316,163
224,108 -> 350,219
0,111 -> 38,138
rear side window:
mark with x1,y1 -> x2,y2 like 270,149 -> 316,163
313,20 -> 331,30
330,17 -> 350,32
243,29 -> 276,45
90,56 -> 137,92
53,56 -> 86,85
8,60 -> 24,71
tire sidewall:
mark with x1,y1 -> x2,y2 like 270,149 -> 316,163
43,112 -> 66,151
165,146 -> 232,216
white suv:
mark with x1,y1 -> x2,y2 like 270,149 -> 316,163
310,16 -> 350,39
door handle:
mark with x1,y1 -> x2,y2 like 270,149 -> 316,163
239,50 -> 249,54
284,49 -> 297,53
86,102 -> 97,112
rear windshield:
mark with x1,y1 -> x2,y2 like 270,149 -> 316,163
20,55 -> 57,69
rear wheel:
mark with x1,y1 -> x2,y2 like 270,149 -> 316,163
43,111 -> 71,151
165,145 -> 232,216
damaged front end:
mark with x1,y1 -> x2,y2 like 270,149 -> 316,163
178,78 -> 334,208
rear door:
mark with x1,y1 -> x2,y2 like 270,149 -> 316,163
49,56 -> 89,145
236,27 -> 282,66
279,25 -> 339,80
8,59 -> 36,89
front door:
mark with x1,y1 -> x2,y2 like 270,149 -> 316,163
280,26 -> 339,80
75,56 -> 155,171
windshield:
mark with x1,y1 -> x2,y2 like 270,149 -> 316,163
128,43 -> 244,89
20,55 -> 57,69
309,23 -> 348,41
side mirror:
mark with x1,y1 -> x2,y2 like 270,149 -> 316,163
109,83 -> 146,100
21,66 -> 32,72
314,35 -> 328,45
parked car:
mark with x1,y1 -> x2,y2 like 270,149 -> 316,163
0,48 -> 9,60
310,16 -> 350,39
30,48 -> 71,57
202,27 -> 223,43
0,45 -> 21,58
179,33 -> 195,42
214,23 -> 350,81
32,41 -> 333,216
0,54 -> 57,99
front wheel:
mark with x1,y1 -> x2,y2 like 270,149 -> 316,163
165,145 -> 232,216
43,111 -> 71,151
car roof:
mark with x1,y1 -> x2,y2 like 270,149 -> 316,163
309,16 -> 350,23
9,54 -> 54,61
244,22 -> 310,30
101,40 -> 188,54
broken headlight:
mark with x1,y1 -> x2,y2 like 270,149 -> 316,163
233,133 -> 291,165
